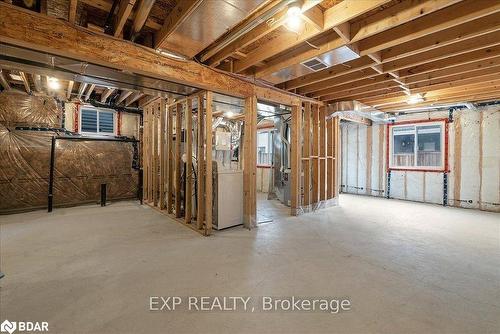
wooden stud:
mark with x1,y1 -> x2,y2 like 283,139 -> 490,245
290,103 -> 302,215
68,0 -> 77,24
159,98 -> 166,209
175,102 -> 182,217
0,69 -> 11,90
153,101 -> 159,207
319,106 -> 326,201
311,104 -> 320,206
204,91 -> 213,235
167,104 -> 174,213
19,71 -> 31,93
243,95 -> 257,228
302,102 -> 311,208
196,95 -> 205,229
185,98 -> 193,224
114,0 -> 136,38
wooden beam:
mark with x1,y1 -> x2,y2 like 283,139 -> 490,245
154,0 -> 202,49
114,0 -> 136,38
204,91 -> 213,235
0,3 -> 304,106
131,0 -> 155,40
125,92 -> 143,106
116,90 -> 132,104
19,71 -> 30,93
301,5 -> 324,31
233,0 -> 390,73
76,82 -> 87,100
68,0 -> 77,24
311,104 -> 319,206
0,69 -> 11,90
205,7 -> 289,66
84,83 -> 95,101
138,94 -> 160,108
278,56 -> 375,91
358,0 -> 500,56
100,87 -> 115,103
243,95 -> 257,228
185,98 -> 193,224
32,74 -> 43,92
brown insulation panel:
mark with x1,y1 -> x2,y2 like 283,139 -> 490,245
0,92 -> 139,214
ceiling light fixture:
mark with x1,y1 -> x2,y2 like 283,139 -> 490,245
407,94 -> 424,105
47,77 -> 60,90
285,2 -> 303,33
224,111 -> 235,118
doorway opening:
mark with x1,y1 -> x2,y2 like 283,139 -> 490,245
256,102 -> 292,224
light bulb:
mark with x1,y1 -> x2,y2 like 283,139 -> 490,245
48,77 -> 60,90
407,94 -> 424,104
285,5 -> 302,32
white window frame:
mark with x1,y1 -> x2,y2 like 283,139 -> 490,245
79,107 -> 116,136
389,120 -> 445,171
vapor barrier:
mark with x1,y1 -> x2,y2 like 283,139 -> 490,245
0,91 -> 139,214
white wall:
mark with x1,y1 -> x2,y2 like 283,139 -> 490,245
341,107 -> 500,212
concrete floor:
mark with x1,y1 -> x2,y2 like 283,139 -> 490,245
256,192 -> 290,223
1,194 -> 499,334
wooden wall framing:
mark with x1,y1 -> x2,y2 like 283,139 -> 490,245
142,92 -> 214,236
290,102 -> 340,215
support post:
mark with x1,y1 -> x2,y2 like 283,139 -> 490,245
243,95 -> 257,228
100,183 -> 107,206
319,106 -> 326,201
153,102 -> 159,206
204,92 -> 213,235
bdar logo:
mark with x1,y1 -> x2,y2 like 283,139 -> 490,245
0,320 -> 16,334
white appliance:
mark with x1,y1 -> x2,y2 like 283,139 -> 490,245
214,169 -> 243,230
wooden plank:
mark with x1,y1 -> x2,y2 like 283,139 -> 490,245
84,83 -> 95,101
130,0 -> 155,40
143,106 -> 149,201
114,0 -> 136,38
290,103 -> 302,215
19,71 -> 31,93
358,0 -> 500,56
196,96 -> 205,229
302,102 -> 311,208
100,87 -> 115,103
116,90 -> 132,104
327,117 -> 334,199
0,69 -> 10,90
243,95 -> 257,227
153,101 -> 159,207
68,0 -> 77,24
233,0 -> 390,73
166,104 -> 174,213
159,98 -> 166,209
204,92 -> 213,235
319,106 -> 326,201
185,98 -> 193,224
311,104 -> 320,205
32,74 -> 42,92
154,0 -> 203,49
175,102 -> 182,217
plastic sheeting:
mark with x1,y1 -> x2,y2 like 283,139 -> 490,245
0,91 -> 139,214
0,90 -> 61,128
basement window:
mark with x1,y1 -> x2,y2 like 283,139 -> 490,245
389,120 -> 445,171
80,107 -> 115,135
